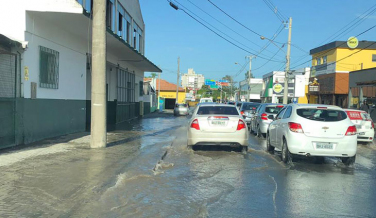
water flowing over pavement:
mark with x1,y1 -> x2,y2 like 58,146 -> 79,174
1,111 -> 376,217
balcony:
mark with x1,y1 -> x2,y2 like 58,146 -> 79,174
311,62 -> 335,77
309,85 -> 320,93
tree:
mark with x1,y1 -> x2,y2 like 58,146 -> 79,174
245,71 -> 255,79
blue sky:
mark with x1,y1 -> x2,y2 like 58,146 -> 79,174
139,0 -> 376,84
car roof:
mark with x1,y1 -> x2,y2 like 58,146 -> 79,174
198,103 -> 235,107
290,104 -> 342,109
343,108 -> 368,113
260,103 -> 285,106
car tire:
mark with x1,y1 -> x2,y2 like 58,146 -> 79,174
266,132 -> 275,152
241,146 -> 248,153
282,139 -> 293,164
341,155 -> 356,166
257,125 -> 265,138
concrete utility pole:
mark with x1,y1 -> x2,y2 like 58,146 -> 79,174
283,17 -> 292,104
158,72 -> 161,110
176,57 -> 180,104
246,55 -> 255,102
90,0 -> 107,148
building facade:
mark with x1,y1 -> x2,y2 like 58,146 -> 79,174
0,0 -> 161,148
155,79 -> 185,109
261,69 -> 310,103
181,68 -> 204,90
308,41 -> 376,107
239,78 -> 263,102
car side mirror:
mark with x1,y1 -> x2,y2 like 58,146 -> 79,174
268,115 -> 274,120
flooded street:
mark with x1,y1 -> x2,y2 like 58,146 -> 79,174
1,111 -> 376,217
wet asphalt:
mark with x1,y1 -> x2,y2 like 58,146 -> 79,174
1,110 -> 376,217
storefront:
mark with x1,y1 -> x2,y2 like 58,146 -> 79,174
348,67 -> 376,120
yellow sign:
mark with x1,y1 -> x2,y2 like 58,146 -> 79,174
347,36 -> 358,49
24,66 -> 29,81
273,83 -> 283,94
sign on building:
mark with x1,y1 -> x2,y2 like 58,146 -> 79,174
294,75 -> 306,97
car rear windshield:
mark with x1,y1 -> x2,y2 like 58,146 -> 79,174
197,106 -> 239,115
177,104 -> 187,108
242,104 -> 259,110
297,109 -> 347,122
265,106 -> 284,114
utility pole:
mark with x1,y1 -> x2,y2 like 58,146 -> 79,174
246,55 -> 255,102
176,57 -> 180,104
158,72 -> 161,110
91,0 -> 107,148
283,17 -> 292,104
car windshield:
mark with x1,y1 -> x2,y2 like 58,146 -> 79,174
197,106 -> 239,115
241,103 -> 259,110
297,109 -> 347,122
265,106 -> 284,114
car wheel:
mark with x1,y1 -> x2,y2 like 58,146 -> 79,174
266,132 -> 275,152
241,146 -> 248,154
257,125 -> 265,138
282,139 -> 293,164
341,155 -> 356,166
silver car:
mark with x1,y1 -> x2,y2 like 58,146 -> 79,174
187,104 -> 249,152
174,103 -> 189,116
250,103 -> 285,138
239,102 -> 260,126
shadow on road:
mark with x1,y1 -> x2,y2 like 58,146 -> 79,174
192,145 -> 243,152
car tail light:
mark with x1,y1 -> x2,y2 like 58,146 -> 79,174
240,111 -> 245,115
372,122 -> 375,129
190,119 -> 200,130
276,105 -> 284,108
345,125 -> 357,136
237,119 -> 246,130
317,107 -> 327,109
288,122 -> 304,133
261,113 -> 268,120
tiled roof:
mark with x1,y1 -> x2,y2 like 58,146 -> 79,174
142,78 -> 184,91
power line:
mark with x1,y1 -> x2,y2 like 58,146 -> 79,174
168,0 -> 285,62
289,24 -> 376,69
261,0 -> 287,23
207,0 -> 284,44
289,4 -> 376,69
186,0 -> 284,57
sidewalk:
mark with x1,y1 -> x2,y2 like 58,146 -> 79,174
0,110 -> 174,167
0,110 -> 184,217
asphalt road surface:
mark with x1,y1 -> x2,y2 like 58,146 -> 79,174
1,111 -> 375,217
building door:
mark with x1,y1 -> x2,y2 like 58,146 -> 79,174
0,52 -> 16,149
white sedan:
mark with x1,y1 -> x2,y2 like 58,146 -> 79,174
344,109 -> 375,143
267,104 -> 357,165
187,104 -> 248,152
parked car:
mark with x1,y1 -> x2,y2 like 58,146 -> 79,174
239,102 -> 261,126
250,103 -> 285,138
174,103 -> 189,116
187,104 -> 248,152
267,104 -> 357,165
344,109 -> 374,143
227,101 -> 235,105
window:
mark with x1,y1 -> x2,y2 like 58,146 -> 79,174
106,0 -> 115,31
276,108 -> 286,120
117,4 -> 132,43
39,46 -> 59,89
316,57 -> 321,65
323,56 -> 327,64
197,106 -> 239,115
372,54 -> 376,62
139,81 -> 144,96
117,69 -> 135,103
133,23 -> 142,52
282,106 -> 292,119
296,109 -> 347,122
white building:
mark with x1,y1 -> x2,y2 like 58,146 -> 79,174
0,0 -> 161,147
261,68 -> 310,104
239,78 -> 263,102
181,68 -> 204,90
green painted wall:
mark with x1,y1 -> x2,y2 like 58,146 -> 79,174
21,99 -> 86,144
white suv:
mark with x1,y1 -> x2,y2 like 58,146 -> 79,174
267,104 -> 357,165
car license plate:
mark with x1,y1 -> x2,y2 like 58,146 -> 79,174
358,132 -> 365,135
316,142 -> 333,149
212,120 -> 225,126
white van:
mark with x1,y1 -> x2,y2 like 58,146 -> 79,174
199,98 -> 213,103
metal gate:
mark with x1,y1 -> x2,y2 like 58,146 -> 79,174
0,52 -> 16,148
